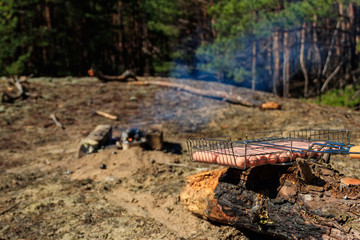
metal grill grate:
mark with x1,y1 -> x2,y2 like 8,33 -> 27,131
187,129 -> 356,170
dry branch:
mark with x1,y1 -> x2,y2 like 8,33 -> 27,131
180,163 -> 360,239
88,68 -> 137,82
49,113 -> 65,129
129,80 -> 263,107
93,110 -> 118,120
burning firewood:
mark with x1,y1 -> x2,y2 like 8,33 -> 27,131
88,68 -> 137,82
180,164 -> 360,239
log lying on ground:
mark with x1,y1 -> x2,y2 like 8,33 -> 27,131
88,68 -> 137,82
2,75 -> 32,103
180,162 -> 360,239
78,125 -> 112,158
129,80 -> 263,107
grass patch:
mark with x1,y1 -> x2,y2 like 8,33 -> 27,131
314,85 -> 360,108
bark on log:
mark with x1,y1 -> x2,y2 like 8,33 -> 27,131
129,80 -> 263,107
180,163 -> 360,239
89,68 -> 137,82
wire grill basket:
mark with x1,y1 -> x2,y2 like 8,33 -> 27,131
187,129 -> 354,169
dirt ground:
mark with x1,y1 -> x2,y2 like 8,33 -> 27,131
1,76 -> 360,240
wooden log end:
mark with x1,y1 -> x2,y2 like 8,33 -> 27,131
260,101 -> 281,110
180,168 -> 234,224
181,164 -> 360,239
146,125 -> 164,150
340,177 -> 360,186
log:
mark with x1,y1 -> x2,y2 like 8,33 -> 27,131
88,68 -> 137,82
2,76 -> 28,103
78,125 -> 112,158
180,163 -> 360,239
129,80 -> 263,107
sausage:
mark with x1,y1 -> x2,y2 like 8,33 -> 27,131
235,156 -> 248,168
267,153 -> 278,164
278,152 -> 289,163
192,151 -> 217,163
217,154 -> 236,166
248,156 -> 259,167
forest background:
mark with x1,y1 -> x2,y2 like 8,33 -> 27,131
1,0 -> 360,103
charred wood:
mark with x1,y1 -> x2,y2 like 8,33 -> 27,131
181,163 -> 360,239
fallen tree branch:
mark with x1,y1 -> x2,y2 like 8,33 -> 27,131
180,163 -> 360,239
93,110 -> 118,120
49,113 -> 65,129
88,68 -> 137,82
129,80 -> 263,107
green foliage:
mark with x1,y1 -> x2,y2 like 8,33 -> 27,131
316,85 -> 360,108
144,0 -> 181,37
196,0 -> 347,86
0,0 -> 358,82
0,0 -> 32,76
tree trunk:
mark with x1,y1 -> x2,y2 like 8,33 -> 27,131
348,3 -> 356,70
300,23 -> 309,98
272,30 -> 280,95
338,2 -> 346,87
44,0 -> 52,30
117,1 -> 124,63
313,17 -> 322,97
251,41 -> 257,91
337,2 -> 345,57
181,163 -> 360,239
322,21 -> 341,77
209,0 -> 216,39
283,30 -> 290,98
266,40 -> 272,83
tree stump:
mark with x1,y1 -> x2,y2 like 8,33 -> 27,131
180,163 -> 360,239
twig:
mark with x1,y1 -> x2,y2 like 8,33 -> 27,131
93,110 -> 118,120
154,160 -> 209,171
50,113 -> 65,129
0,202 -> 19,215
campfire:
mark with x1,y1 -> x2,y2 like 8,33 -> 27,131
79,124 -> 163,157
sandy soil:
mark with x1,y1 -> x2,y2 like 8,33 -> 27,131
1,76 -> 360,239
